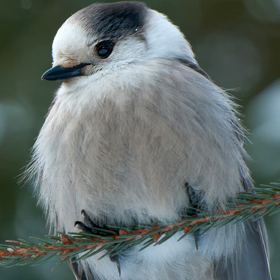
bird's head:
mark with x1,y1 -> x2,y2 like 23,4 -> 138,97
42,1 -> 196,81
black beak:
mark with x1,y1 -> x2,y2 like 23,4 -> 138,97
41,63 -> 90,81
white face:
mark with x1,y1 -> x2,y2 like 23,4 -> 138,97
51,9 -> 196,77
52,19 -> 90,68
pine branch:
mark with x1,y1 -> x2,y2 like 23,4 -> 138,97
0,183 -> 280,268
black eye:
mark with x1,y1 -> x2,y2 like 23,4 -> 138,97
96,40 -> 115,59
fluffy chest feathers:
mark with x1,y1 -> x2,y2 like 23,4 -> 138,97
32,59 -> 245,232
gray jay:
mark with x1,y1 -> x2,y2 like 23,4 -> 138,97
30,2 -> 271,279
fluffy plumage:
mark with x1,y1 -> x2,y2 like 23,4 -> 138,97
29,2 -> 271,279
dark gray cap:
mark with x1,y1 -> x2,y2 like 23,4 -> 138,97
72,1 -> 148,39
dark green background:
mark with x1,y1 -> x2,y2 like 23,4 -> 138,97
1,0 -> 280,279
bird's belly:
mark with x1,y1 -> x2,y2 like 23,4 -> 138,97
70,117 -> 190,226
38,101 -> 190,232
82,232 -> 212,280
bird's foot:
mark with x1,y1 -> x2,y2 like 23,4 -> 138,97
185,183 -> 202,250
74,210 -> 121,276
75,210 -> 117,236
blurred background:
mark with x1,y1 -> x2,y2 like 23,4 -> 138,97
0,0 -> 279,279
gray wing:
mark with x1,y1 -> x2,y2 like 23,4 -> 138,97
214,218 -> 271,280
212,108 -> 271,279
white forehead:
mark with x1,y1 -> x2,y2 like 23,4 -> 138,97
52,19 -> 92,66
51,8 -> 196,66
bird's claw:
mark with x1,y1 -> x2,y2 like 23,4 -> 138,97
75,210 -> 117,236
74,210 -> 122,276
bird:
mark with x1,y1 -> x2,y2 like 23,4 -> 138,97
29,1 -> 271,279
